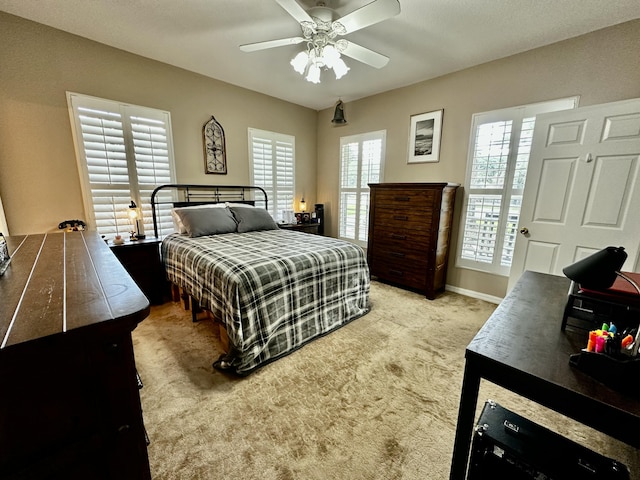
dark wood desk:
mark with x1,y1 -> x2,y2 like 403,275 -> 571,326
0,232 -> 151,479
449,271 -> 640,480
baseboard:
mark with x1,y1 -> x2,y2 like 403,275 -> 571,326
445,284 -> 502,305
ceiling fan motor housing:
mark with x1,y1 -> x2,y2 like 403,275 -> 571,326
309,5 -> 334,27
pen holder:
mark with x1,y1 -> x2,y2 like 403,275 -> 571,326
569,350 -> 640,399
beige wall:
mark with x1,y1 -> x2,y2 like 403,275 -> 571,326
316,19 -> 640,299
2,11 -> 640,299
0,12 -> 317,236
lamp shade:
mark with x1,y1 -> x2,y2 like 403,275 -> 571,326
562,246 -> 627,290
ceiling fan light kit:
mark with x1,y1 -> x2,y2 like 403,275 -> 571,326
240,0 -> 400,85
290,40 -> 350,83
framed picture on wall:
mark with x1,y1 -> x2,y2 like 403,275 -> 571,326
407,109 -> 443,164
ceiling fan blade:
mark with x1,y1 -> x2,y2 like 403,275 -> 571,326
274,0 -> 314,25
240,37 -> 306,52
341,41 -> 389,69
336,0 -> 400,34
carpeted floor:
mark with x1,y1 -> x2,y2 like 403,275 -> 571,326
132,281 -> 639,479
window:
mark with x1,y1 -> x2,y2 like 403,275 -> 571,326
249,128 -> 294,220
67,93 -> 176,237
457,97 -> 578,275
339,131 -> 386,247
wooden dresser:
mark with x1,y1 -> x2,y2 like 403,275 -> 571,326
367,183 -> 459,299
0,232 -> 151,479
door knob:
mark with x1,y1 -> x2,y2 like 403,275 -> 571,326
519,227 -> 529,235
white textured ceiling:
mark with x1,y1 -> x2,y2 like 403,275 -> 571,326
1,0 -> 639,110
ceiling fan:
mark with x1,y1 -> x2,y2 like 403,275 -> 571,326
240,0 -> 401,83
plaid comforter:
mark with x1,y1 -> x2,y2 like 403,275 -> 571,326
161,230 -> 370,374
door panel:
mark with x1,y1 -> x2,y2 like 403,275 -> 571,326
509,98 -> 640,292
546,120 -> 586,146
522,241 -> 560,273
583,155 -> 637,227
532,157 -> 576,222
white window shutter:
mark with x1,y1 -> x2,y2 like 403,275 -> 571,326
68,93 -> 176,237
339,131 -> 385,246
249,128 -> 294,218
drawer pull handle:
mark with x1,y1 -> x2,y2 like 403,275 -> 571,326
389,269 -> 404,276
390,234 -> 406,240
390,252 -> 405,258
393,215 -> 408,221
394,196 -> 411,202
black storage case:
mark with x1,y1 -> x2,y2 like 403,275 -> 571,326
468,400 -> 630,480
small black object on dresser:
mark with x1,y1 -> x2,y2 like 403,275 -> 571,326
109,237 -> 168,305
469,400 -> 630,480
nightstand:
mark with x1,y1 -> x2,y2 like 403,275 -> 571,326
109,237 -> 167,304
278,223 -> 320,234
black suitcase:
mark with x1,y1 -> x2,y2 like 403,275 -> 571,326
468,400 -> 630,480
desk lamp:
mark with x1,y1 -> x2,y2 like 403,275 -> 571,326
562,246 -> 640,396
562,246 -> 640,293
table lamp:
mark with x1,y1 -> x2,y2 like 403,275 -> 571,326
128,201 -> 146,240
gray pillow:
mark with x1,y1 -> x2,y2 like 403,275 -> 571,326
229,206 -> 279,233
173,207 -> 237,237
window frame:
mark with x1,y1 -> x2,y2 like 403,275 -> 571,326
456,97 -> 579,276
67,92 -> 176,237
248,128 -> 295,220
338,130 -> 386,248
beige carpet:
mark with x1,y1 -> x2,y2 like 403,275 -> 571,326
132,281 -> 639,479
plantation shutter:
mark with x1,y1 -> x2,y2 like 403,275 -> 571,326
339,131 -> 385,247
249,128 -> 294,218
131,115 -> 174,236
68,93 -> 176,237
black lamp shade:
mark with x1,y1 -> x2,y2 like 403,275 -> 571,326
562,246 -> 627,290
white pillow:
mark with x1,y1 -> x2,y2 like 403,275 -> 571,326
225,202 -> 256,209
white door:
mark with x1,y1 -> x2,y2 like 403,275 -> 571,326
509,98 -> 640,291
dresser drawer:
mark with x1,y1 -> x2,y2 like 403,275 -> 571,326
373,208 -> 434,229
370,246 -> 430,266
371,231 -> 432,252
369,257 -> 427,290
373,189 -> 438,209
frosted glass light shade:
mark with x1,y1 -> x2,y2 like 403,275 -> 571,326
290,51 -> 309,74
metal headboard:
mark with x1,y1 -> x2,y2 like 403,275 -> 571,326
150,184 -> 269,238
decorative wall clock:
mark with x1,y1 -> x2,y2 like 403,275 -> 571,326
203,116 -> 227,174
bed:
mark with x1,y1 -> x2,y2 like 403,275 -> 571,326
151,184 -> 371,375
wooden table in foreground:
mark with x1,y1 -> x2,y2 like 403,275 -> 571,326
0,232 -> 151,479
449,271 -> 640,480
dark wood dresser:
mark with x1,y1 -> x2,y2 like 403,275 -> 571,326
0,232 -> 151,479
367,183 -> 459,299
